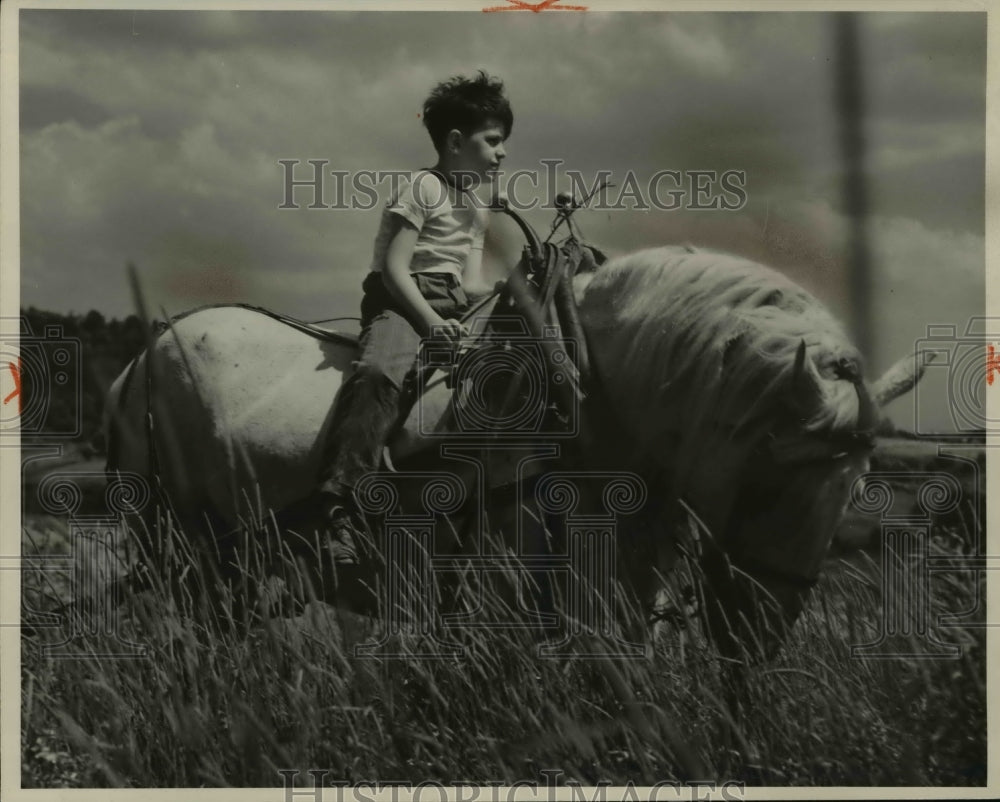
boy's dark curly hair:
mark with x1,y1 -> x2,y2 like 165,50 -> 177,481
422,70 -> 513,152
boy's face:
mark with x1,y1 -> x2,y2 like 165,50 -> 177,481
447,120 -> 507,181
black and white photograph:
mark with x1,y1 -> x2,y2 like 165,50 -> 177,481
1,1 -> 991,796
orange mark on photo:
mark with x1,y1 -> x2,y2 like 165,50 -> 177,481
3,359 -> 22,414
987,344 -> 1000,386
483,0 -> 588,12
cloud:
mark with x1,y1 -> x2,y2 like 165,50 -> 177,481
868,215 -> 984,430
20,113 -> 366,319
868,11 -> 987,86
20,85 -> 110,130
14,8 -> 985,428
648,17 -> 735,77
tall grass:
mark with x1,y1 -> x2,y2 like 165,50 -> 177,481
21,499 -> 986,788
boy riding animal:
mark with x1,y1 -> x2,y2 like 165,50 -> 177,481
277,72 -> 513,593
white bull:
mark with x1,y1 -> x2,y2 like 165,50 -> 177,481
105,245 -> 925,656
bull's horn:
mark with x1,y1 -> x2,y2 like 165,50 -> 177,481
872,351 -> 937,407
793,339 -> 807,382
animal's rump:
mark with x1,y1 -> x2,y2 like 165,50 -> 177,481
106,303 -> 521,524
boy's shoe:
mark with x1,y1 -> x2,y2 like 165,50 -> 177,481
271,491 -> 364,566
324,501 -> 364,566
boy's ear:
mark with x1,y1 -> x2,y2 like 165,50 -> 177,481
446,129 -> 464,154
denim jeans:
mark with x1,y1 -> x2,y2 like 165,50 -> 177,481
318,270 -> 470,498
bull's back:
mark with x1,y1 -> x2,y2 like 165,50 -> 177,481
108,307 -> 356,524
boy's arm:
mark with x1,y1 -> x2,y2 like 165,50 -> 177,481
382,220 -> 465,341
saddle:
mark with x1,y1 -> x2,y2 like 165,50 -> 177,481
386,237 -> 606,482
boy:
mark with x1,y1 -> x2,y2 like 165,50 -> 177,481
288,71 -> 512,594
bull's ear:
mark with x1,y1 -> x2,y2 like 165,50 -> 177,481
791,339 -> 815,400
793,339 -> 807,384
787,339 -> 823,421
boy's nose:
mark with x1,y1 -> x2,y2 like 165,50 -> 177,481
495,145 -> 506,159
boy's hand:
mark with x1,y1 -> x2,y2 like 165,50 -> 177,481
425,315 -> 468,344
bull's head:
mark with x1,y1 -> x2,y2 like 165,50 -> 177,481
694,346 -> 931,664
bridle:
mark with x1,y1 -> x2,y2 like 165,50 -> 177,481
400,197 -> 599,437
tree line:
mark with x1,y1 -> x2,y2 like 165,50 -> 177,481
13,306 -> 947,451
17,307 -> 150,450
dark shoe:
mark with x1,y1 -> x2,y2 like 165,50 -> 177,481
279,494 -> 378,614
269,492 -> 357,559
325,503 -> 362,566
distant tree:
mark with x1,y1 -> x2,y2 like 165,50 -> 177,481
82,309 -> 105,332
82,310 -> 109,348
121,315 -> 146,362
18,306 -> 153,446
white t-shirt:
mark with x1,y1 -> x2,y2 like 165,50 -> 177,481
369,170 -> 489,281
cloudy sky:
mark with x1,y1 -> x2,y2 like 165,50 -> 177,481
16,8 -> 986,429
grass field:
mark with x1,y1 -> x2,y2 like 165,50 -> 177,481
19,438 -> 987,788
